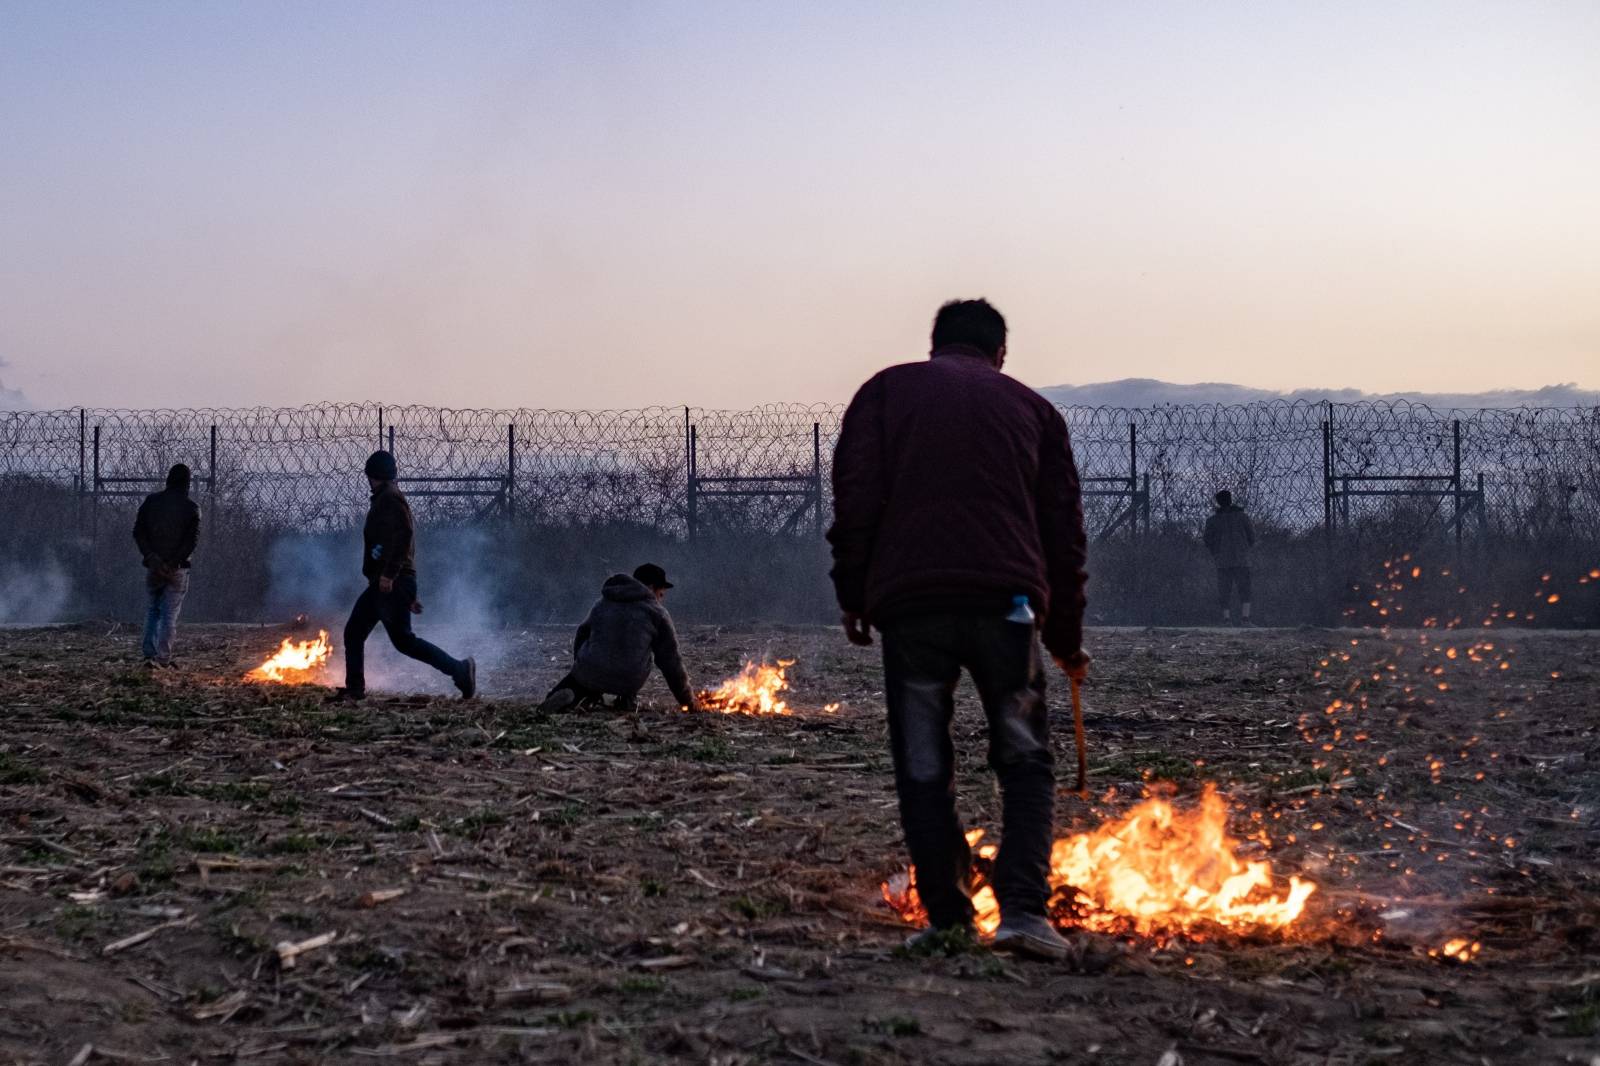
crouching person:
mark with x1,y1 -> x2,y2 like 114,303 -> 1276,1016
539,564 -> 697,712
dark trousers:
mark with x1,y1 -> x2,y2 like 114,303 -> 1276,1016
881,613 -> 1055,928
1217,566 -> 1252,609
343,573 -> 464,693
546,671 -> 602,702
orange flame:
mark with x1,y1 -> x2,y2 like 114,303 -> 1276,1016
696,659 -> 793,715
883,786 -> 1316,942
1429,937 -> 1481,962
245,630 -> 332,683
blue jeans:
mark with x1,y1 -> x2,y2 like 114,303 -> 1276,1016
142,569 -> 190,663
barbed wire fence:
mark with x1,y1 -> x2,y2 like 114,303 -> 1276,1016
2,400 -> 1597,543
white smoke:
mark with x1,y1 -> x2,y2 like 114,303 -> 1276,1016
0,557 -> 72,623
264,525 -> 524,697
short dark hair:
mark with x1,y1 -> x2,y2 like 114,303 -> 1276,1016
931,299 -> 1006,358
1215,490 -> 1233,508
166,463 -> 191,491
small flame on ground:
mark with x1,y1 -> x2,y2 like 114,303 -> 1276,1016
245,630 -> 333,683
883,786 -> 1316,942
1429,937 -> 1481,962
696,659 -> 794,715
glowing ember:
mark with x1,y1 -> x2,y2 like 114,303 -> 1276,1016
883,786 -> 1316,942
245,630 -> 333,683
696,659 -> 794,715
1429,937 -> 1481,962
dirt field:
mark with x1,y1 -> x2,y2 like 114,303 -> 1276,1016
0,620 -> 1596,1065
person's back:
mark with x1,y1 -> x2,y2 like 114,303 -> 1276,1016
830,342 -> 1086,660
1204,503 -> 1254,569
549,565 -> 694,710
132,464 -> 200,666
1203,491 -> 1256,623
828,298 -> 1087,962
134,482 -> 200,572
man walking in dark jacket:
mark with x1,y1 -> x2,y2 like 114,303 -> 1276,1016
538,564 -> 697,713
326,450 -> 476,701
829,298 -> 1089,959
133,463 -> 201,666
1203,490 -> 1256,624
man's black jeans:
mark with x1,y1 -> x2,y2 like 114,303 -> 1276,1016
343,573 -> 465,693
880,612 -> 1055,929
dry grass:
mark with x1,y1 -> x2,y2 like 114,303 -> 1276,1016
0,621 -> 1595,1065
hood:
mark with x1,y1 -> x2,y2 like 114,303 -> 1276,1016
601,574 -> 655,603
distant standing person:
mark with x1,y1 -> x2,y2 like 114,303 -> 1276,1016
538,563 -> 697,713
829,298 -> 1090,960
326,450 -> 476,702
1203,490 -> 1256,624
132,463 -> 201,667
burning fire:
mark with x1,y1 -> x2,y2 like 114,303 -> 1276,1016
696,659 -> 794,715
245,630 -> 333,683
1429,937 -> 1481,963
883,786 -> 1316,942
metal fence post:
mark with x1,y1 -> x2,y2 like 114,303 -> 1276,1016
387,424 -> 395,457
1452,418 -> 1463,550
687,424 -> 698,541
91,424 -> 101,584
506,422 -> 516,522
377,406 -> 384,450
812,422 -> 823,538
1128,422 -> 1139,540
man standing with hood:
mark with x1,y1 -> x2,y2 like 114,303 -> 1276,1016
1203,490 -> 1256,625
327,450 -> 476,701
133,463 -> 201,667
829,298 -> 1090,959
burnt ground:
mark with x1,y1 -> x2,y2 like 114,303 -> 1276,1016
0,621 -> 1596,1065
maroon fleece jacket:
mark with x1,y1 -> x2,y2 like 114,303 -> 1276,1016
827,345 -> 1088,659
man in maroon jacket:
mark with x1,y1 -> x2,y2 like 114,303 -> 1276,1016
829,299 -> 1089,959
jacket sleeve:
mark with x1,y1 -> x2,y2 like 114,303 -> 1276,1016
377,495 -> 413,580
826,374 -> 887,616
177,502 -> 200,565
1037,407 -> 1089,661
573,608 -> 594,657
1243,513 -> 1256,549
1203,515 -> 1219,554
651,610 -> 694,707
133,499 -> 153,561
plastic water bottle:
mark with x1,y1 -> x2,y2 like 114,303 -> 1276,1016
1005,594 -> 1035,625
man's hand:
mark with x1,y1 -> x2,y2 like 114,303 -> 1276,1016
842,612 -> 873,647
378,575 -> 394,594
1054,650 -> 1092,681
410,599 -> 423,615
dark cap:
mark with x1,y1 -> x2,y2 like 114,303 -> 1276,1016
364,450 -> 398,481
632,563 -> 673,590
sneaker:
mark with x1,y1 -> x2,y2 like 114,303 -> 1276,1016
324,687 -> 365,704
992,913 -> 1074,961
903,922 -> 978,955
538,687 -> 577,715
455,658 -> 477,699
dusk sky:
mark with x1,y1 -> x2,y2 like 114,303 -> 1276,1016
2,1 -> 1596,410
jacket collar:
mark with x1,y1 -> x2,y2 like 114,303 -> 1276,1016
930,343 -> 999,366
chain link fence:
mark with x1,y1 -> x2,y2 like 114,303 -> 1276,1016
1,400 -> 1596,543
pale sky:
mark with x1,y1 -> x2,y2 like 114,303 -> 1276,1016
1,1 -> 1596,410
